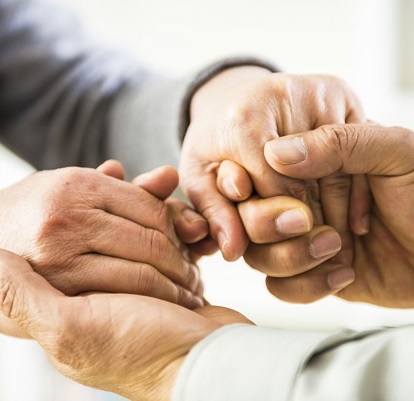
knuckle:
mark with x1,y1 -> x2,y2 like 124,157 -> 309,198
320,172 -> 352,196
182,262 -> 198,292
176,286 -> 192,307
321,124 -> 356,157
245,243 -> 298,278
134,264 -> 160,297
284,180 -> 308,203
305,179 -> 321,204
154,201 -> 171,231
227,102 -> 254,130
275,245 -> 297,277
146,229 -> 169,266
57,167 -> 97,192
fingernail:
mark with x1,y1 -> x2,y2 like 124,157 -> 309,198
218,231 -> 229,254
310,231 -> 342,259
360,214 -> 370,235
222,175 -> 243,199
183,208 -> 206,224
268,137 -> 307,164
276,208 -> 311,235
327,267 -> 355,291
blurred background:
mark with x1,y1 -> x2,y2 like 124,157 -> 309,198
1,0 -> 414,399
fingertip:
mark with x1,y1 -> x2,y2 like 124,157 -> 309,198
176,208 -> 209,244
218,230 -> 248,262
217,160 -> 253,202
132,166 -> 179,200
350,214 -> 370,236
327,266 -> 355,292
222,175 -> 244,200
97,159 -> 125,180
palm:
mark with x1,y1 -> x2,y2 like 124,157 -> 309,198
40,295 -> 250,401
41,295 -> 217,400
337,176 -> 414,307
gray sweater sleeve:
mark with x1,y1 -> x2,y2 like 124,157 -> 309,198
0,0 -> 278,179
173,323 -> 414,401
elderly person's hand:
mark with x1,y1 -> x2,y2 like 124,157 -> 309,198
254,123 -> 414,307
0,249 -> 250,399
180,68 -> 367,264
0,161 -> 206,310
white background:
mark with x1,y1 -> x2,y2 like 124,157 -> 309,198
1,0 -> 414,400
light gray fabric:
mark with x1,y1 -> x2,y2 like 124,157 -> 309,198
173,323 -> 414,401
0,0 -> 278,179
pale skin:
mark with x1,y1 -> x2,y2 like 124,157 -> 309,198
2,123 -> 414,400
0,160 -> 208,311
180,67 -> 369,294
0,69 -> 370,318
0,249 -> 251,401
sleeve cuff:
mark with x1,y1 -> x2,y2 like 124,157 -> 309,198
172,323 -> 329,401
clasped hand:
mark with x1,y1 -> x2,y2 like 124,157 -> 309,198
0,160 -> 207,322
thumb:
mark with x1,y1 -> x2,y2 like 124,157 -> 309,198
131,165 -> 179,200
264,124 -> 414,178
0,249 -> 64,337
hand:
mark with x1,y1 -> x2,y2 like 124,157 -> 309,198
128,163 -> 217,261
236,195 -> 350,302
101,160 -> 214,261
180,67 -> 366,262
261,123 -> 414,307
0,163 -> 203,309
0,250 -> 251,399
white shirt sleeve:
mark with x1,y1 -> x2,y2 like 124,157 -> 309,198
172,323 -> 414,401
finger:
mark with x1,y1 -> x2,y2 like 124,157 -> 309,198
216,160 -> 253,202
67,254 -> 203,309
237,195 -> 313,243
0,249 -> 64,336
264,124 -> 414,178
131,165 -> 179,200
186,236 -> 219,261
97,159 -> 125,180
83,212 -> 200,293
244,226 -> 342,277
349,174 -> 371,235
180,165 -> 248,261
318,172 -> 353,266
344,92 -> 366,124
195,305 -> 255,325
166,198 -> 208,244
266,261 -> 355,303
94,176 -> 179,246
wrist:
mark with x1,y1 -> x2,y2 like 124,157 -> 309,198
190,66 -> 272,121
125,354 -> 186,401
